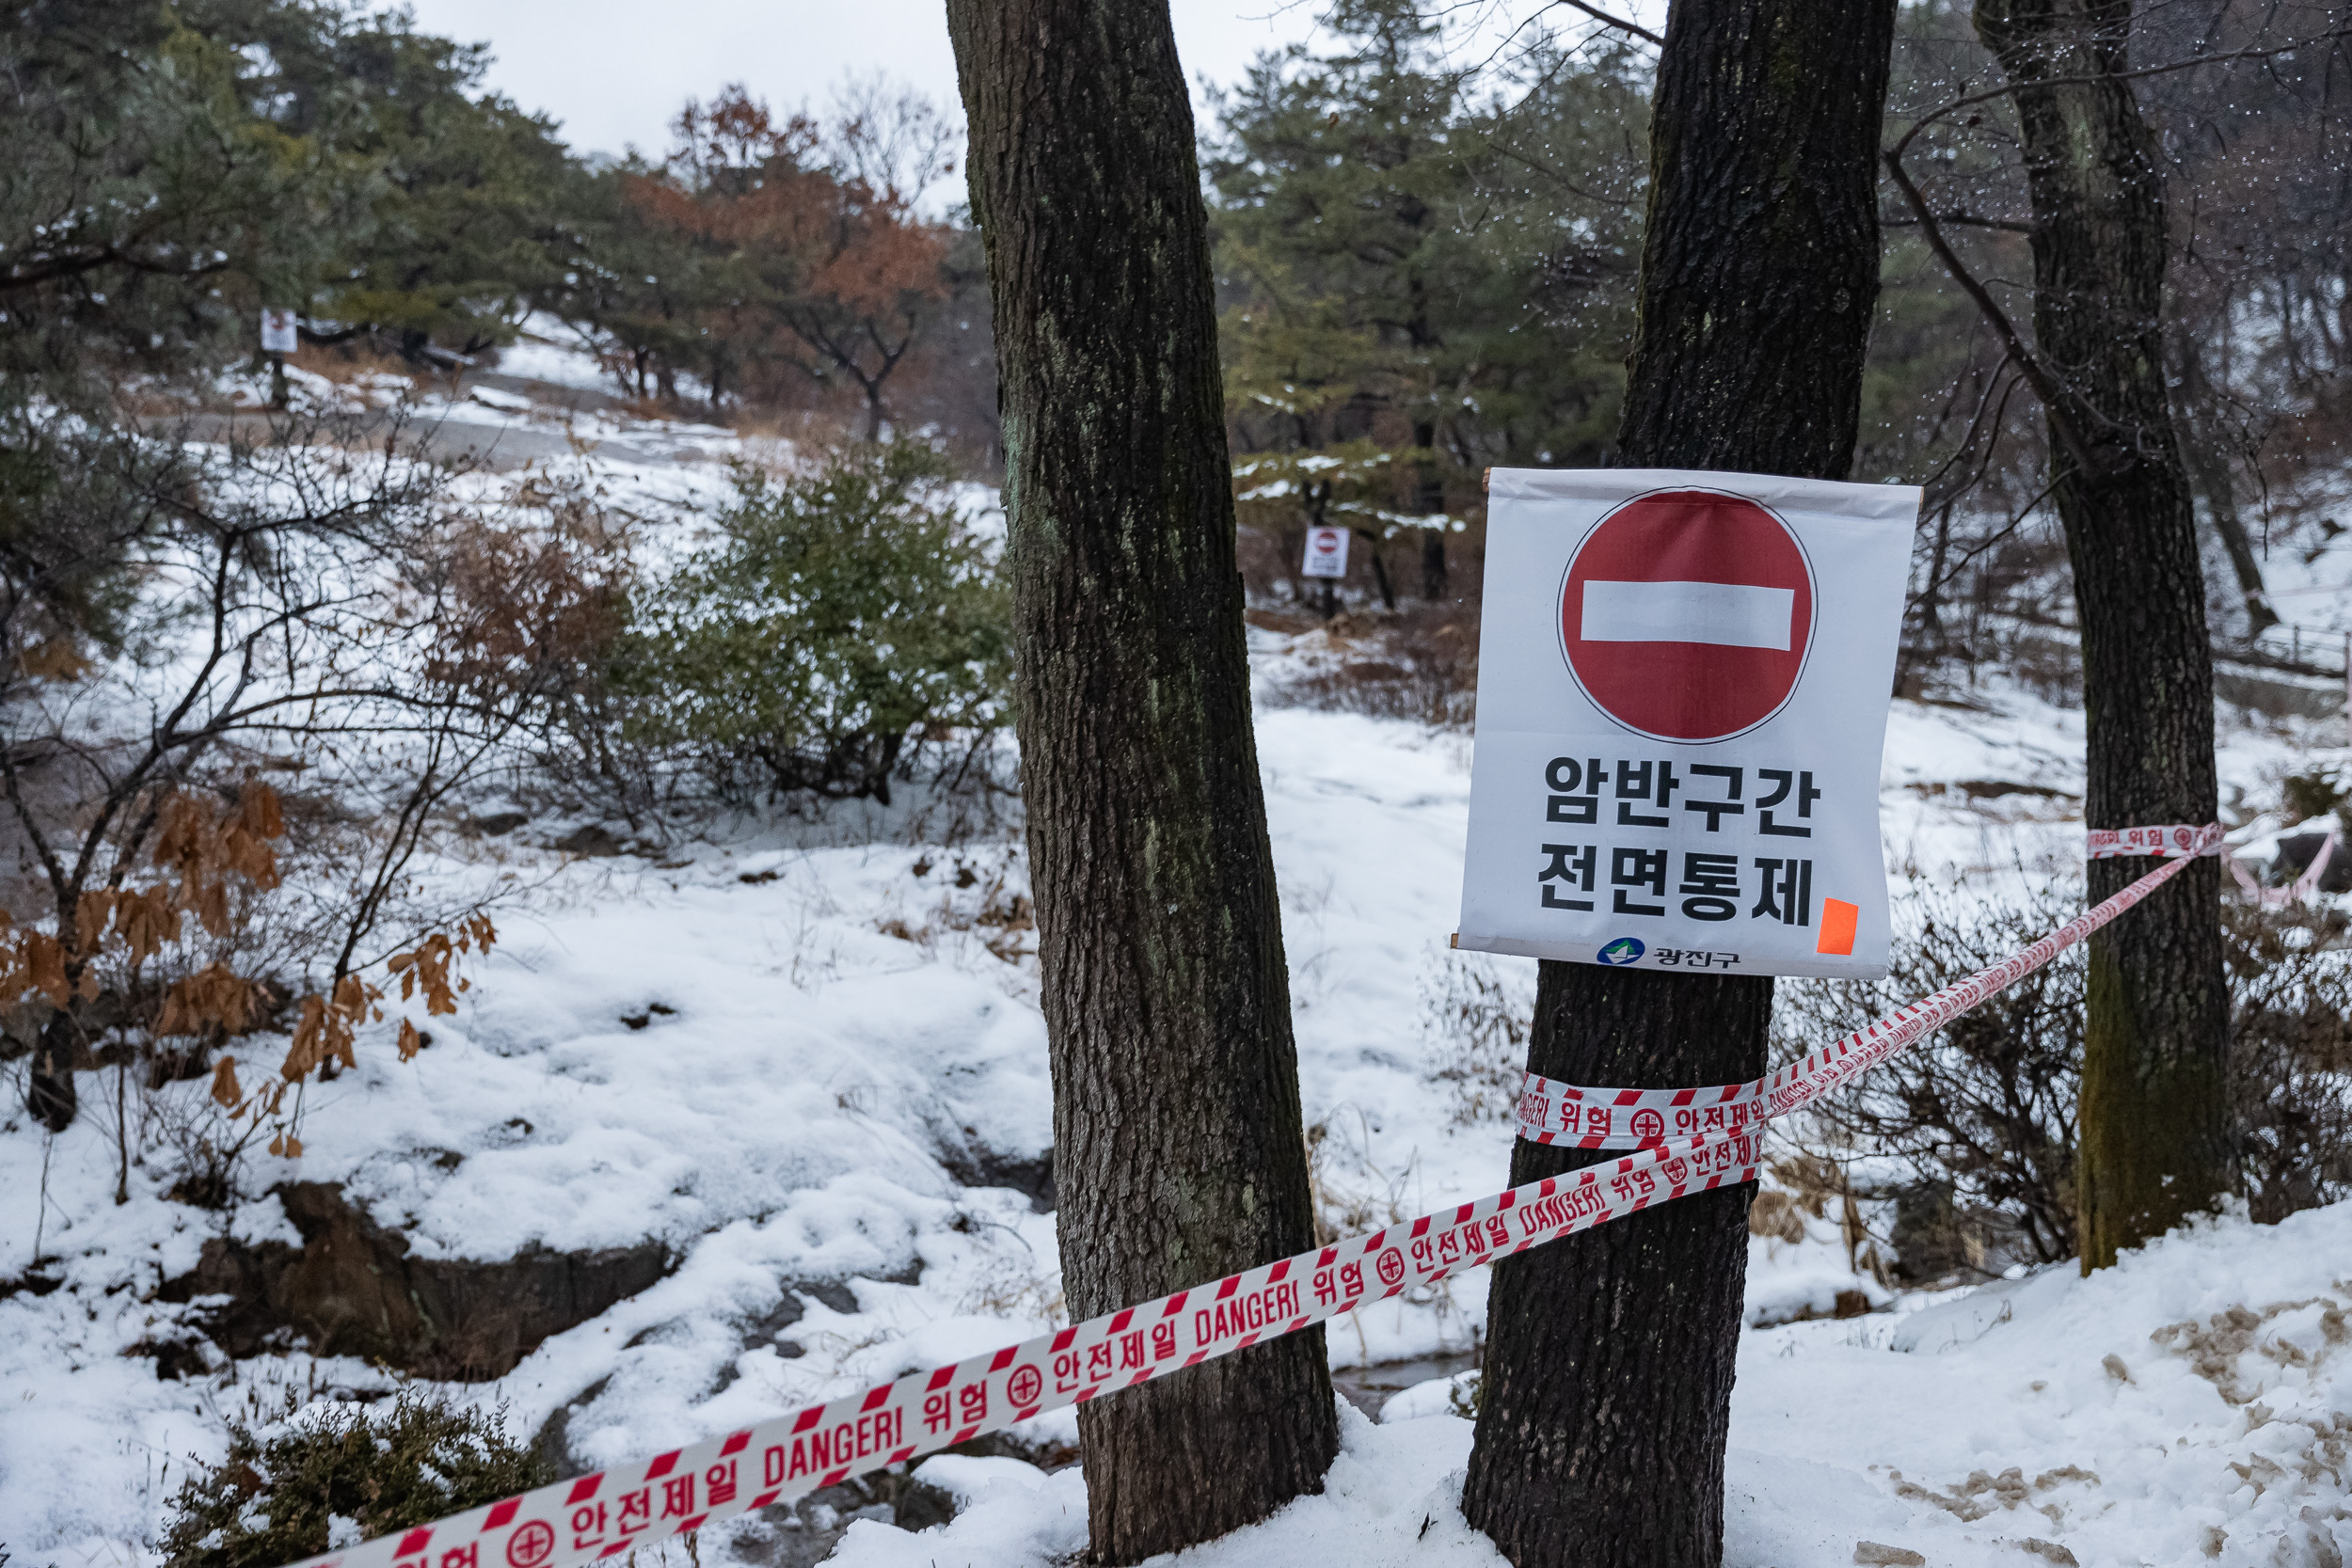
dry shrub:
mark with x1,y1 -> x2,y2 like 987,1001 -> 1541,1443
3,782 -> 500,1175
1747,1188 -> 1810,1243
1422,955 -> 1532,1124
2228,904 -> 2352,1220
1259,599 -> 1481,728
876,854 -> 1035,964
1,784 -> 283,1016
1777,885 -> 2352,1277
433,477 -> 632,711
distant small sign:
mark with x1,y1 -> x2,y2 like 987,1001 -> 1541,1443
260,308 -> 299,356
1301,526 -> 1350,578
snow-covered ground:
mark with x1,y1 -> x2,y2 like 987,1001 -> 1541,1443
8,358 -> 2352,1568
828,1199 -> 2352,1568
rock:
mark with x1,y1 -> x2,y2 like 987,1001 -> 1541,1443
890,1478 -> 958,1532
552,824 -> 627,856
159,1180 -> 672,1379
1855,1544 -> 1927,1566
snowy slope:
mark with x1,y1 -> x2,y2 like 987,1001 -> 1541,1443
7,362 -> 2351,1566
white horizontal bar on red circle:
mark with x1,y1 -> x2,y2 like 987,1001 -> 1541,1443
1577,579 -> 1794,650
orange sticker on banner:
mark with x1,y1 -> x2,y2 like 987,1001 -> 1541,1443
1816,898 -> 1859,956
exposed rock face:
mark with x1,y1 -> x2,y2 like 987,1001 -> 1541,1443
161,1181 -> 672,1379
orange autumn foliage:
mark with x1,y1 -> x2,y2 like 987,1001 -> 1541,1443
2,777 -> 500,1156
632,86 -> 951,431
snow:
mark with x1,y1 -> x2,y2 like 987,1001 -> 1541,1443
825,1203 -> 2352,1568
7,327 -> 2352,1567
489,317 -> 618,391
838,1403 -> 1502,1568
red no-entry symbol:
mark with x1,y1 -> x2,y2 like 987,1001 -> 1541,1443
1560,490 -> 1815,742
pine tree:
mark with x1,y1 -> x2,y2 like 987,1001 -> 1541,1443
1207,3 -> 1649,599
946,0 -> 1341,1559
1461,0 -> 1899,1560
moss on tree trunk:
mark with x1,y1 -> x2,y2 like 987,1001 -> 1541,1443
1972,0 -> 2235,1271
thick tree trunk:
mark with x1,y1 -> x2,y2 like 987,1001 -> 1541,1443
1461,0 -> 1895,1560
945,4 -> 1340,1561
1973,0 -> 2234,1271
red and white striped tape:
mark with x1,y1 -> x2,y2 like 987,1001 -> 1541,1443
286,823 -> 2222,1568
2087,823 -> 2219,859
1515,1070 -> 1765,1149
2229,824 -> 2337,908
1518,821 -> 2225,1148
281,1129 -> 1765,1568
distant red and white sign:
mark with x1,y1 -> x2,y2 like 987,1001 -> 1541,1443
1562,491 -> 1815,742
261,308 -> 299,356
1301,526 -> 1350,579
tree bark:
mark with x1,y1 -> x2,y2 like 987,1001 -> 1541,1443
1462,0 -> 1895,1560
945,4 -> 1340,1561
1972,0 -> 2234,1272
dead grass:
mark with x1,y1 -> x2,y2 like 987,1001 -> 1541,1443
1257,599 -> 1482,728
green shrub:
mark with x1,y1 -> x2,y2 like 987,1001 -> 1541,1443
615,442 -> 1011,804
161,1390 -> 548,1568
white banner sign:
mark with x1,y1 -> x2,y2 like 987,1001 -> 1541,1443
1455,469 -> 1917,978
261,308 -> 299,356
1301,526 -> 1350,578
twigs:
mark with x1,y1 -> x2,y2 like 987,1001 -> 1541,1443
1880,19 -> 2352,495
1544,0 -> 1663,48
1881,148 -> 2106,480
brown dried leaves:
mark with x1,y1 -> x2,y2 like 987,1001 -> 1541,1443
387,915 -> 499,1017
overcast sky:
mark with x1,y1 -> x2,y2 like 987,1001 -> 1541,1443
398,0 -> 1343,164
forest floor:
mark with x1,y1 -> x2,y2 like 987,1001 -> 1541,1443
4,330 -> 2350,1568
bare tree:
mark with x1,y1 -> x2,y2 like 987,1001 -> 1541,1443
0,409 -> 587,1136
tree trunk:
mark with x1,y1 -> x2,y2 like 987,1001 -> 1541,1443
945,4 -> 1340,1561
1360,531 -> 1398,610
1461,0 -> 1895,1560
2172,339 -> 2275,635
1413,421 -> 1450,600
27,1011 -> 77,1132
1973,0 -> 2234,1272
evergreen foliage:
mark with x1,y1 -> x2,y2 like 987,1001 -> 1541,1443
160,1390 -> 547,1568
1206,1 -> 1647,483
612,443 -> 1010,803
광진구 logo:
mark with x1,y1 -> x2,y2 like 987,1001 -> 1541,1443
1596,937 -> 1645,966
